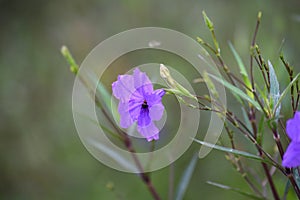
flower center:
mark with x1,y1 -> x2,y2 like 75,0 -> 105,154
142,100 -> 148,109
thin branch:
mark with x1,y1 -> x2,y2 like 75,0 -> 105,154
224,124 -> 265,198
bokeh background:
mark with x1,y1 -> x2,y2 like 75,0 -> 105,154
1,0 -> 300,199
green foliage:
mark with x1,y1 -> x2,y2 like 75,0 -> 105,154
207,181 -> 265,200
228,42 -> 253,100
209,74 -> 262,111
202,11 -> 213,30
283,180 -> 291,200
160,64 -> 197,101
273,73 -> 300,116
268,61 -> 281,119
90,139 -> 138,172
192,139 -> 271,165
294,168 -> 300,188
175,153 -> 198,200
4,2 -> 300,199
61,46 -> 79,74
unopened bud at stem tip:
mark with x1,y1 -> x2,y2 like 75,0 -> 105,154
61,45 -> 68,55
160,64 -> 170,79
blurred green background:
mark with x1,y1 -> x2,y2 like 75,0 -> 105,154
1,0 -> 300,199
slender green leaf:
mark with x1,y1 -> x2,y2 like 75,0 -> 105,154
242,107 -> 253,133
256,85 -> 270,111
75,111 -> 121,140
193,138 -> 272,165
228,42 -> 247,77
88,139 -> 137,172
96,81 -> 119,122
209,74 -> 262,111
175,153 -> 198,200
207,181 -> 265,200
96,81 -> 111,108
203,72 -> 219,99
257,115 -> 265,145
274,73 -> 300,115
87,72 -> 119,122
294,168 -> 300,188
283,180 -> 291,200
268,60 -> 281,119
228,42 -> 253,100
88,73 -> 113,111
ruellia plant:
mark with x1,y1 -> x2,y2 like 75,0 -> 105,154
62,11 -> 300,200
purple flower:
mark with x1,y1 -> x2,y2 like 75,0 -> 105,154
112,68 -> 165,141
282,141 -> 300,168
286,111 -> 300,142
282,111 -> 300,168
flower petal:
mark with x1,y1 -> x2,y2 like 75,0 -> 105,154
118,102 -> 134,128
137,108 -> 151,127
137,122 -> 160,141
282,141 -> 300,168
145,89 -> 165,106
146,134 -> 159,142
112,69 -> 165,142
128,98 -> 143,121
133,68 -> 153,95
149,103 -> 164,121
286,111 -> 300,142
153,89 -> 165,98
112,74 -> 136,102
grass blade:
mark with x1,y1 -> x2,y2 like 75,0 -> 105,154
283,180 -> 291,200
87,72 -> 119,123
75,112 -> 121,140
228,42 -> 247,77
273,73 -> 300,115
87,72 -> 113,111
268,60 -> 281,119
228,42 -> 253,100
242,107 -> 253,133
209,74 -> 262,111
294,168 -> 300,188
192,138 -> 271,164
257,115 -> 265,145
207,181 -> 265,200
88,139 -> 137,172
175,153 -> 198,200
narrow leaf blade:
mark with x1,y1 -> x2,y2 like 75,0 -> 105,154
228,42 -> 253,100
228,42 -> 247,77
294,168 -> 300,188
209,74 -> 262,111
207,181 -> 265,200
193,138 -> 271,164
242,107 -> 253,133
268,60 -> 281,119
274,73 -> 300,114
283,180 -> 291,200
175,153 -> 198,200
88,139 -> 137,172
